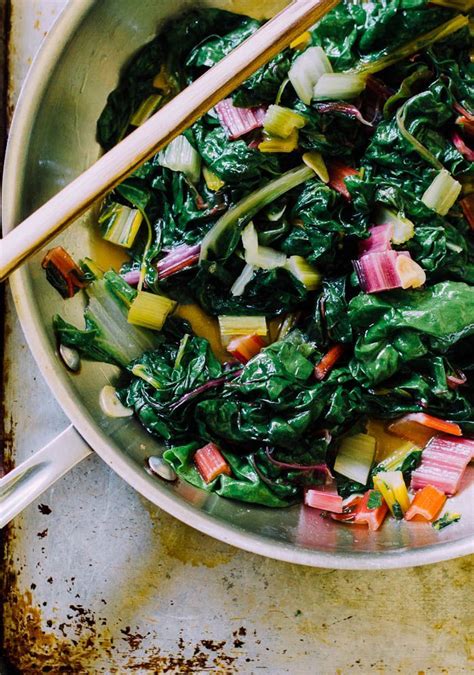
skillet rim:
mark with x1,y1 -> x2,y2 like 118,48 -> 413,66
3,0 -> 473,569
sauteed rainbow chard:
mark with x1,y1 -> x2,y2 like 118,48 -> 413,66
48,0 -> 474,528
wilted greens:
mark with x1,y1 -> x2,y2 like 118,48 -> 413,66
52,1 -> 473,508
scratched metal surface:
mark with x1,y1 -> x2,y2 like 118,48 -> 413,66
2,1 -> 474,673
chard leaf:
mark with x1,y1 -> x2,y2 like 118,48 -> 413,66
349,282 -> 474,385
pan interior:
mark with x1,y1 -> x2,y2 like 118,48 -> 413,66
4,0 -> 473,567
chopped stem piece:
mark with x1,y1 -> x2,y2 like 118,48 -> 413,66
218,315 -> 267,346
99,203 -> 144,249
203,165 -> 225,191
304,482 -> 343,513
334,433 -> 376,485
353,490 -> 389,531
302,151 -> 329,183
130,94 -> 163,127
259,128 -> 299,153
215,98 -> 266,140
42,246 -> 88,298
373,471 -> 410,518
374,206 -> 414,245
405,485 -> 446,522
313,73 -> 367,101
290,31 -> 311,50
314,344 -> 345,381
231,263 -> 256,297
285,255 -> 321,290
289,46 -> 333,105
195,443 -> 231,483
327,161 -> 359,200
127,291 -> 176,331
395,254 -> 426,289
227,334 -> 266,364
157,244 -> 201,279
263,105 -> 306,138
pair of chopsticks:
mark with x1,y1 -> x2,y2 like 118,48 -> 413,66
0,0 -> 340,281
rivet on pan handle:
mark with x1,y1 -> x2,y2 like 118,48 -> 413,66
0,425 -> 91,528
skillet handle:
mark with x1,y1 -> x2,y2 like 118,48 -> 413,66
0,425 -> 91,528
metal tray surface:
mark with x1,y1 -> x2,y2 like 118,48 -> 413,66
3,0 -> 474,569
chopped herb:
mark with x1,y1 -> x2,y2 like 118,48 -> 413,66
392,503 -> 404,520
432,512 -> 461,531
367,490 -> 383,510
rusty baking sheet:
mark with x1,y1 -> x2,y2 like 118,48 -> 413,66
1,1 -> 474,672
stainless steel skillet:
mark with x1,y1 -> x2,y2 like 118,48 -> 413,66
1,0 -> 473,568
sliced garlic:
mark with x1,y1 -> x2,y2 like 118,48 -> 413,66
99,385 -> 133,418
147,456 -> 177,482
59,344 -> 80,372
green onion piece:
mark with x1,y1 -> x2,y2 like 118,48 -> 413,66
355,14 -> 469,75
396,104 -> 444,170
128,291 -> 176,331
334,433 -> 376,485
199,164 -> 315,261
259,128 -> 299,153
158,135 -> 201,183
218,315 -> 267,346
288,46 -> 333,105
422,169 -> 462,216
313,73 -> 367,101
130,94 -> 163,127
375,206 -> 415,244
263,105 -> 306,138
285,255 -> 321,290
231,263 -> 255,297
99,203 -> 143,248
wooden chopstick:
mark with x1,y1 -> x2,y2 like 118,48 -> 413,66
0,0 -> 340,281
